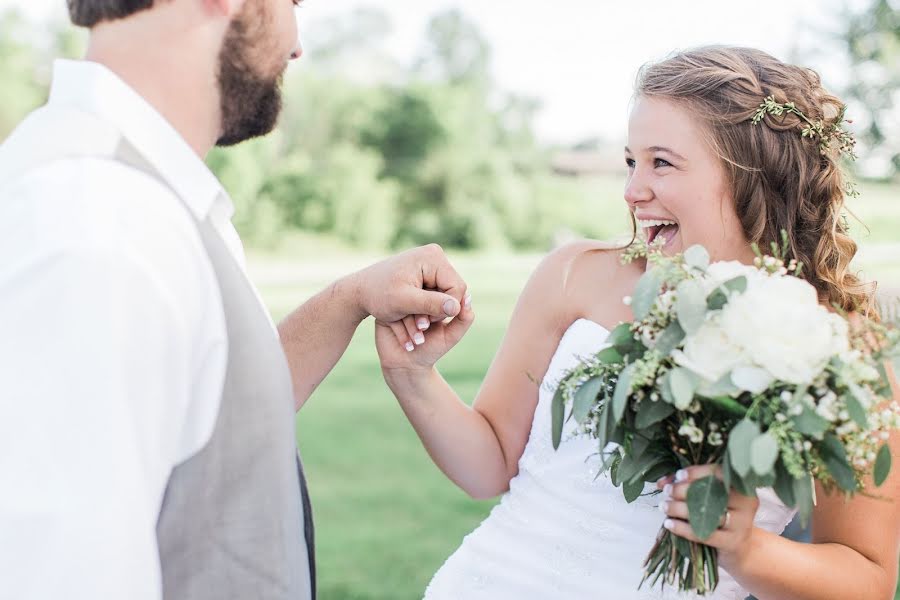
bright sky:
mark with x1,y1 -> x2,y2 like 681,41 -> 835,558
3,0 -> 850,144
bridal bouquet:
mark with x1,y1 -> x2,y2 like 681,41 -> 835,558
550,237 -> 900,594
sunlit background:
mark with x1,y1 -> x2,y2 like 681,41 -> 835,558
1,1 -> 898,598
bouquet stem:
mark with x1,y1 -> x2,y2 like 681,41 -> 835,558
640,528 -> 719,595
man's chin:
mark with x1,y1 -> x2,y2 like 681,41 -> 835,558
215,98 -> 282,147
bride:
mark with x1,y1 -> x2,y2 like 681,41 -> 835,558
374,46 -> 900,599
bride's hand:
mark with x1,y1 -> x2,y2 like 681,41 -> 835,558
375,294 -> 474,373
656,464 -> 761,569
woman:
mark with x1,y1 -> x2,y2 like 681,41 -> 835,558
375,46 -> 900,599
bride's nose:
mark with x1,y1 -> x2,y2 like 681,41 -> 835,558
624,171 -> 653,208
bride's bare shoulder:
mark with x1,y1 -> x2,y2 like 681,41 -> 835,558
524,239 -> 642,330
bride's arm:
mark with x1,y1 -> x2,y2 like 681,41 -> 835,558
378,241 -> 617,499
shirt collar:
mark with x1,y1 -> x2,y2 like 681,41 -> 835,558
47,59 -> 233,222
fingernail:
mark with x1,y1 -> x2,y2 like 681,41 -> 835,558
464,294 -> 472,308
443,299 -> 459,316
675,469 -> 687,482
417,318 -> 430,330
663,519 -> 675,530
663,483 -> 673,495
659,501 -> 669,514
414,333 -> 425,345
405,342 -> 414,352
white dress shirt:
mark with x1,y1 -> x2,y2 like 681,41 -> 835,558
0,60 -> 253,599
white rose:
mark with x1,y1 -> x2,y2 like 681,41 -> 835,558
672,317 -> 746,383
718,275 -> 849,384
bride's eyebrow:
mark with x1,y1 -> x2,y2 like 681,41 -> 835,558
623,146 -> 686,161
647,146 -> 687,161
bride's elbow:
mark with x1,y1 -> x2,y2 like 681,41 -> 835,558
466,481 -> 509,501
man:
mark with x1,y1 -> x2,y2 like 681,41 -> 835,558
0,1 -> 473,598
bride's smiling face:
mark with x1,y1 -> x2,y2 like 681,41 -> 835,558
624,96 -> 752,262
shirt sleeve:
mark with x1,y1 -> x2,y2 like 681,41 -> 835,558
0,243 -> 196,600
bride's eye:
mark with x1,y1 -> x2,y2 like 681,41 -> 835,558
625,158 -> 636,169
654,158 -> 672,168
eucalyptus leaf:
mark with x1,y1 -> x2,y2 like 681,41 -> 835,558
773,462 -> 796,507
616,453 -> 642,484
623,478 -> 645,503
551,385 -> 565,450
644,461 -> 676,483
699,375 -> 742,399
727,419 -> 760,477
874,443 -> 892,487
610,452 -> 623,486
707,289 -> 728,311
669,367 -> 699,410
845,386 -> 869,428
683,245 -> 710,270
629,433 -> 652,460
608,322 -> 635,353
631,267 -> 665,321
612,363 -> 635,423
793,474 -> 814,527
706,276 -> 747,310
635,398 -> 676,428
654,320 -> 686,356
722,275 -> 748,294
594,346 -> 623,365
687,475 -> 729,541
573,377 -> 603,424
595,403 -> 610,449
750,432 -> 779,476
822,433 -> 858,492
676,280 -> 708,335
791,406 -> 830,437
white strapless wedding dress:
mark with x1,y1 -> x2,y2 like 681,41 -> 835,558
424,319 -> 796,599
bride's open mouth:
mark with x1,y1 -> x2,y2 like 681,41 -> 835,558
637,218 -> 679,248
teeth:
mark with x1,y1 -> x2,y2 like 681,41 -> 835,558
637,219 -> 677,228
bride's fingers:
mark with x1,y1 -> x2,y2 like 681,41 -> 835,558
389,321 -> 415,352
659,498 -> 689,520
441,293 -> 474,346
415,315 -> 431,331
674,465 -> 722,484
403,315 -> 426,346
662,518 -> 727,547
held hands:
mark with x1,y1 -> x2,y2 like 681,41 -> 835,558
351,244 -> 475,371
656,465 -> 761,570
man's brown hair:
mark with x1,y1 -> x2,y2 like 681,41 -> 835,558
67,0 -> 157,27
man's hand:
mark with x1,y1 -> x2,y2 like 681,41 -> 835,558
350,244 -> 470,350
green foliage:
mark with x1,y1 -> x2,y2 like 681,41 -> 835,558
686,475 -> 728,540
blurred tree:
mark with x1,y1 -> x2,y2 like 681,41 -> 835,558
0,10 -> 47,139
837,0 -> 900,178
360,86 -> 445,183
414,9 -> 491,88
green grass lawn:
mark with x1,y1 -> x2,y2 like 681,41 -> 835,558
256,253 -> 538,600
249,180 -> 900,599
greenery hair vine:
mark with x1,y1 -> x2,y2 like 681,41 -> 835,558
751,95 -> 860,198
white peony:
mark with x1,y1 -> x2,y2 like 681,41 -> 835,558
717,275 -> 850,385
700,261 -> 767,295
672,317 -> 746,383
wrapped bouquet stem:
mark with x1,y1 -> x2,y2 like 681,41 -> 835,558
550,238 -> 900,594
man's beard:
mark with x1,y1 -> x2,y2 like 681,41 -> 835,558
215,4 -> 285,147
